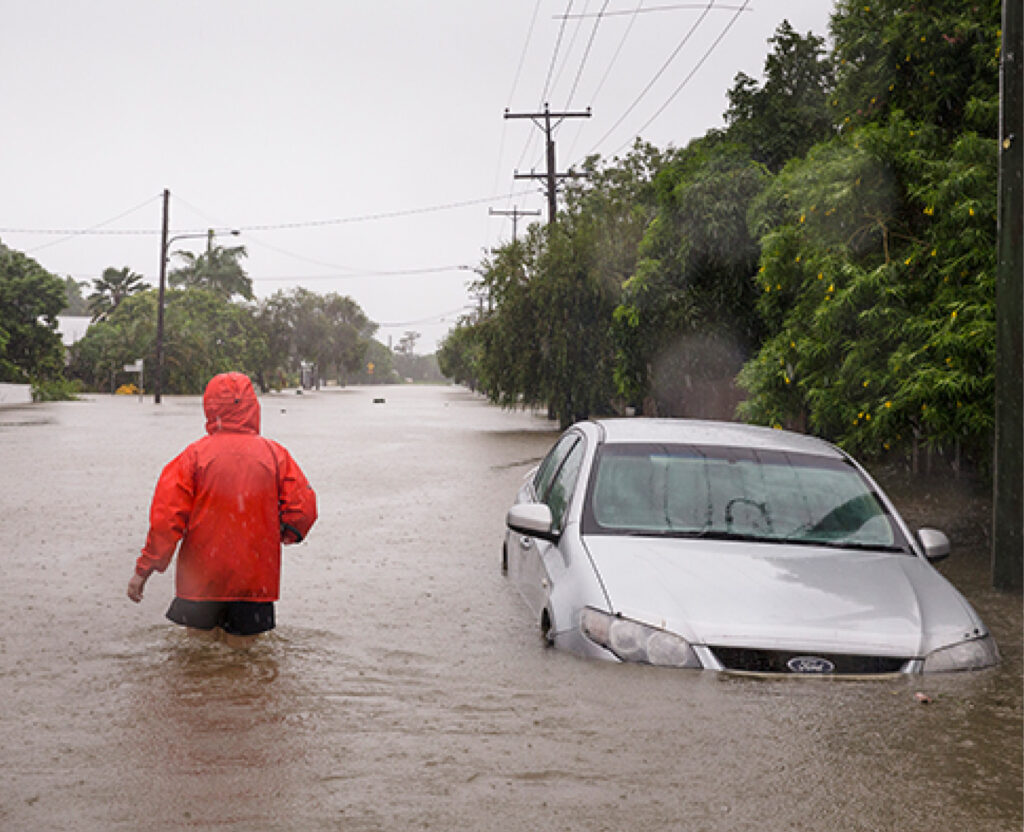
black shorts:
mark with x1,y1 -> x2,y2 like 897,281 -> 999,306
166,598 -> 275,636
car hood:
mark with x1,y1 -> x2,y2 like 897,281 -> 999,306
582,535 -> 984,657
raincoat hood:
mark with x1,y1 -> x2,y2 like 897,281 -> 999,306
203,372 -> 260,435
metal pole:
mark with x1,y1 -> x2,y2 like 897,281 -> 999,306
154,189 -> 169,404
993,0 -> 1023,590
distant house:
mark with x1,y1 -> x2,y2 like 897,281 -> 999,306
56,315 -> 91,347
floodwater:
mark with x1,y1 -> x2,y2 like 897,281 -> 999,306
0,385 -> 1020,831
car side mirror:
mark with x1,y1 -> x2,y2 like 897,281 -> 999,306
507,503 -> 560,543
917,528 -> 950,563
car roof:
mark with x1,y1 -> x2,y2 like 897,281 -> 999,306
589,418 -> 845,459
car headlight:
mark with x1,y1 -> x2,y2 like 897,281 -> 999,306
581,607 -> 701,668
923,635 -> 1000,672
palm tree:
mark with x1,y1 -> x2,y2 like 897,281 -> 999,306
87,267 -> 149,322
169,244 -> 253,301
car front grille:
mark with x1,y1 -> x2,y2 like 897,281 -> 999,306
709,647 -> 910,675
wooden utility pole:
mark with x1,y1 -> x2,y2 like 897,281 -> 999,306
505,104 -> 591,227
489,206 -> 541,243
993,0 -> 1023,591
154,189 -> 170,404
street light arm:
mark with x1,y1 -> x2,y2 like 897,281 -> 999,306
154,201 -> 240,404
163,228 -> 241,259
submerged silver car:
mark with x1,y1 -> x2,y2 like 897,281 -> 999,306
503,419 -> 999,675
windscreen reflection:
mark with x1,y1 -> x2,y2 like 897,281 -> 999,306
585,444 -> 905,551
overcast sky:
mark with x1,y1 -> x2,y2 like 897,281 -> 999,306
1,1 -> 834,352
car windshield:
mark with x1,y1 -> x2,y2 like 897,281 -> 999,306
584,443 -> 907,552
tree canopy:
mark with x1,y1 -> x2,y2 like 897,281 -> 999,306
440,3 -> 1001,472
0,242 -> 66,383
87,266 -> 149,322
65,283 -> 381,395
169,243 -> 254,301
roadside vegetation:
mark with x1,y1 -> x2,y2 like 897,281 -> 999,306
0,1 -> 1000,476
0,238 -> 394,395
438,0 -> 1001,475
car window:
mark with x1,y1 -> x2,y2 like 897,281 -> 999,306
583,443 -> 906,551
544,438 -> 585,531
533,433 -> 579,501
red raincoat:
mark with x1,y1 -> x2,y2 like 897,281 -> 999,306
136,373 -> 317,601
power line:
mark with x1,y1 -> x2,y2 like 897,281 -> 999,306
613,0 -> 749,154
22,194 -> 162,253
491,0 -> 546,249
547,0 -> 592,108
556,2 -> 752,18
249,265 -> 466,282
238,192 -> 535,231
492,0 -> 544,195
162,194 -> 367,276
589,0 -> 645,102
3,227 -> 153,236
564,0 -> 645,163
587,1 -> 716,155
509,0 -> 544,108
375,305 -> 468,328
540,1 -> 575,106
565,0 -> 611,109
243,235 -> 363,274
59,265 -> 469,283
508,2 -> 579,211
1,195 -> 161,238
1,191 -> 535,237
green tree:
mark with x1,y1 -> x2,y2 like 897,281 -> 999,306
737,116 -> 997,467
87,266 -> 149,322
170,243 -> 254,301
67,291 -> 155,392
161,289 -> 266,393
254,288 -> 376,388
437,317 -> 483,390
61,277 -> 90,315
829,0 -> 1000,138
612,138 -> 767,414
353,338 -> 398,384
735,0 -> 1001,472
725,21 -> 836,172
0,242 -> 66,382
469,238 -> 544,408
69,287 -> 267,394
466,142 -> 660,427
534,221 -> 622,426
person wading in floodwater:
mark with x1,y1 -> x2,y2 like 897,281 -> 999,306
127,372 -> 317,647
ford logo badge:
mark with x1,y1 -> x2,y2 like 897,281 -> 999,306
787,655 -> 835,674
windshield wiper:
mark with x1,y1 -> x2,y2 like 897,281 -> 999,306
614,528 -> 775,543
784,538 -> 910,554
612,528 -> 909,553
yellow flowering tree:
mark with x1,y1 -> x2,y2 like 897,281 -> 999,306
738,114 -> 997,467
